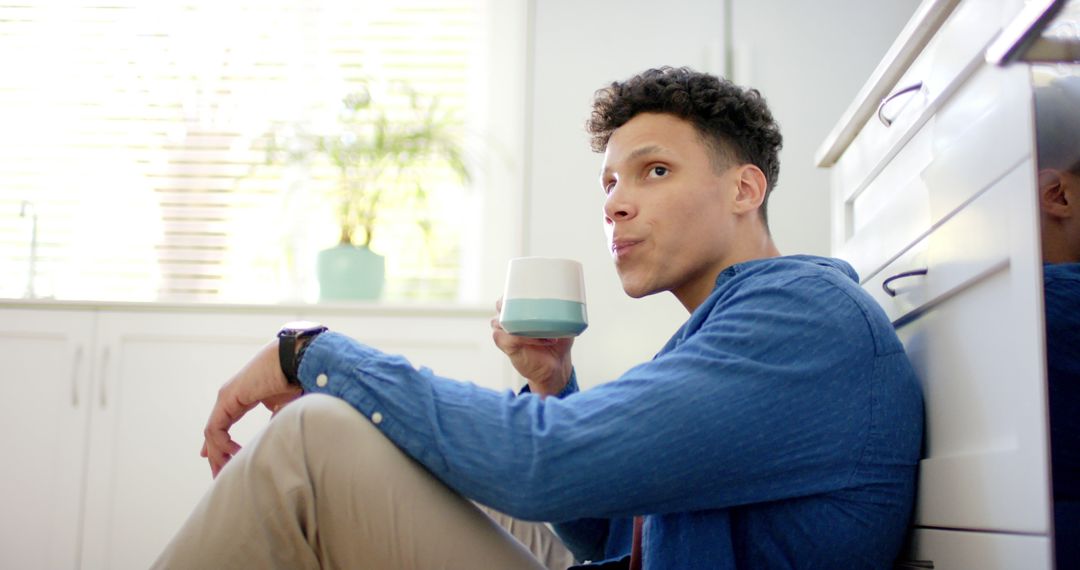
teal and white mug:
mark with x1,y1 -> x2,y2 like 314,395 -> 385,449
499,257 -> 588,338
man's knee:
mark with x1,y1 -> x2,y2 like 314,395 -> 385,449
262,393 -> 433,515
280,392 -> 360,423
235,394 -> 367,471
216,394 -> 384,501
265,393 -> 394,469
273,393 -> 374,445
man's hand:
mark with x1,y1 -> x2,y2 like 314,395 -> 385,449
201,339 -> 303,478
491,299 -> 574,397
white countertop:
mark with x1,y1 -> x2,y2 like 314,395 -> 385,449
0,297 -> 493,317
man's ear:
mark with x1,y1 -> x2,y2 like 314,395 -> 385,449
1039,169 -> 1070,219
732,164 -> 768,215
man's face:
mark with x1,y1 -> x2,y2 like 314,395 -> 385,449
600,112 -> 741,305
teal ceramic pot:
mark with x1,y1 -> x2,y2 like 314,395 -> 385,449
317,244 -> 385,301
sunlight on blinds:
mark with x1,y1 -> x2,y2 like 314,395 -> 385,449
0,0 -> 486,303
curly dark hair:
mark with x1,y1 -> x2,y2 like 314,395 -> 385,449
586,67 -> 783,224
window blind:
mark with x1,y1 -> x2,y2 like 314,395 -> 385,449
0,0 -> 483,303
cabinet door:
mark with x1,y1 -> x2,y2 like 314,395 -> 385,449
78,311 -> 289,570
892,165 -> 1051,534
0,309 -> 95,570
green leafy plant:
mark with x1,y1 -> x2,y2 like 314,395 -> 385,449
266,82 -> 471,249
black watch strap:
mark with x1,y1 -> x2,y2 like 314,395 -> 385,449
277,323 -> 328,386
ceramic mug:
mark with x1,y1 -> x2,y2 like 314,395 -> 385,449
499,257 -> 588,338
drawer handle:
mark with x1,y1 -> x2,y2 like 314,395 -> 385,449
99,346 -> 110,409
894,560 -> 934,569
882,268 -> 928,297
71,345 -> 84,408
877,81 -> 924,127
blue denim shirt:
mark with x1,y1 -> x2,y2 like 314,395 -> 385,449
298,255 -> 924,569
1043,262 -> 1080,570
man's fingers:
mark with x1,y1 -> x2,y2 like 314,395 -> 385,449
210,455 -> 225,479
493,327 -> 543,352
204,421 -> 243,456
204,438 -> 242,478
209,386 -> 257,435
199,435 -> 240,458
202,386 -> 255,476
493,327 -> 563,355
201,339 -> 294,478
203,431 -> 241,466
492,326 -> 516,354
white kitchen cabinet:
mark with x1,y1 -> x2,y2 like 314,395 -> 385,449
0,301 -> 506,570
0,309 -> 95,570
817,0 -> 1059,566
867,163 -> 1049,533
78,310 -> 283,570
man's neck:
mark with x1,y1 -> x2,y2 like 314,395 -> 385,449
675,233 -> 781,313
1041,221 -> 1080,264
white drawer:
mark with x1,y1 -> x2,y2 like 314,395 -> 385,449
924,63 -> 1034,224
877,163 -> 1050,533
839,61 -> 1035,286
900,268 -> 1050,533
839,119 -> 933,282
862,160 -> 1031,325
833,43 -> 933,206
833,0 -> 1019,205
898,528 -> 1051,570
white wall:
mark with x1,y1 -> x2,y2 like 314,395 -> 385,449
524,0 -> 920,388
730,0 -> 921,255
461,0 -> 530,307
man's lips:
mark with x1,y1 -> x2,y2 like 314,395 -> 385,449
611,238 -> 643,257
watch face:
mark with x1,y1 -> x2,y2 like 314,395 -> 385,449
279,320 -> 324,335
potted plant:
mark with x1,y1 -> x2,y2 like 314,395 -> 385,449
267,82 -> 471,301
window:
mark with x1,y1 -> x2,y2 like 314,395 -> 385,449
0,0 -> 514,304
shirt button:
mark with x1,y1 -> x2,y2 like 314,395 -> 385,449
316,373 -> 328,387
371,412 -> 383,425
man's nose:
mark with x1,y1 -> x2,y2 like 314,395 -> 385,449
603,185 -> 637,223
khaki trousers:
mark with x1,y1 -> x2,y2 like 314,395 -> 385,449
153,394 -> 576,570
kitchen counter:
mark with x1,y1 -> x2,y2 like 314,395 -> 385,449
0,297 -> 493,317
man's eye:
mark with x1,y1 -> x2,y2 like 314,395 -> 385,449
650,166 -> 668,177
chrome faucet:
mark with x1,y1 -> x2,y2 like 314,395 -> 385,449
19,200 -> 37,299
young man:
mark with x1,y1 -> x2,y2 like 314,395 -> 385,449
155,67 -> 923,569
1034,75 -> 1080,570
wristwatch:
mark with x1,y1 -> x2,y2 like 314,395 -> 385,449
277,321 -> 328,386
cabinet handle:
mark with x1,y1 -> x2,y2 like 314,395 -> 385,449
99,347 -> 110,409
882,268 -> 929,297
986,0 -> 1068,65
894,561 -> 934,569
877,81 -> 923,127
71,345 -> 84,408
